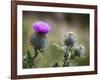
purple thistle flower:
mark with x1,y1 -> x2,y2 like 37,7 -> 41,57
32,21 -> 50,34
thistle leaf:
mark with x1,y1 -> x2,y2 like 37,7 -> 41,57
52,43 -> 66,52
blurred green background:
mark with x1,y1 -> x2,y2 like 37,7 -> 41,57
23,11 -> 89,68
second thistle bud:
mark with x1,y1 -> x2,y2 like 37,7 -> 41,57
63,32 -> 77,47
74,45 -> 85,57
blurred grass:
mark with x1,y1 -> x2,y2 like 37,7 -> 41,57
23,11 -> 89,68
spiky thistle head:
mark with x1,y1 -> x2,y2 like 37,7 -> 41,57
63,32 -> 77,47
30,21 -> 50,52
74,45 -> 85,57
30,33 -> 47,52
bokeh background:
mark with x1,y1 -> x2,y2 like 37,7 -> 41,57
23,11 -> 89,68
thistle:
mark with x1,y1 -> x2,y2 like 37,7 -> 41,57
53,32 -> 85,67
62,32 -> 84,66
29,21 -> 50,67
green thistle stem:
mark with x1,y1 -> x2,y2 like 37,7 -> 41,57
63,54 -> 70,67
63,58 -> 67,67
63,50 -> 71,67
32,49 -> 39,65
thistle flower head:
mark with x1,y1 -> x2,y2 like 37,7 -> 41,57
32,21 -> 50,34
74,45 -> 85,57
30,33 -> 47,52
63,32 -> 77,47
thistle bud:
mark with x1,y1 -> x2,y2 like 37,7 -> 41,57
74,45 -> 85,57
63,32 -> 77,47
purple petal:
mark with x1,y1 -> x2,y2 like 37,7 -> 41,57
32,21 -> 51,34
